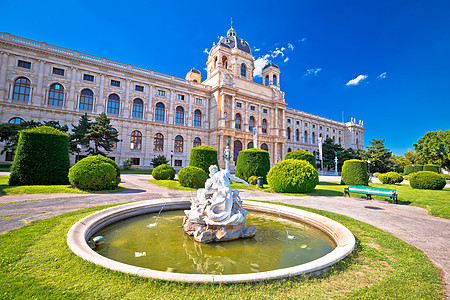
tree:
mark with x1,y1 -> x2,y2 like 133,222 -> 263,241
414,130 -> 450,171
151,155 -> 169,168
70,114 -> 92,154
85,113 -> 120,156
360,139 -> 392,173
403,149 -> 423,165
321,138 -> 359,171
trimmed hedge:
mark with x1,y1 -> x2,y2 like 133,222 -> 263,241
248,176 -> 258,185
423,164 -> 439,174
189,145 -> 219,174
373,172 -> 381,178
404,164 -> 424,175
378,172 -> 404,184
152,164 -> 175,180
178,166 -> 208,188
9,126 -> 70,186
235,148 -> 271,182
267,159 -> 319,193
285,149 -> 316,169
68,156 -> 120,191
409,171 -> 446,190
341,159 -> 369,186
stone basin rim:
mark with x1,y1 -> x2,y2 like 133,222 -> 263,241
67,198 -> 356,283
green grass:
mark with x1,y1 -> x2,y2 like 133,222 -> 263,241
0,204 -> 444,299
0,175 -> 128,195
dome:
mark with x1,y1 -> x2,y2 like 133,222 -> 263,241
211,22 -> 252,54
263,63 -> 279,70
189,68 -> 200,74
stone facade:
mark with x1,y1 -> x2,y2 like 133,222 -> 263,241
0,27 -> 364,170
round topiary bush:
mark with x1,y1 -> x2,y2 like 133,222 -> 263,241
152,164 -> 175,180
267,159 -> 319,193
189,145 -> 219,174
285,149 -> 316,169
248,176 -> 258,185
178,166 -> 208,188
423,164 -> 439,174
378,172 -> 404,184
9,126 -> 70,186
404,164 -> 424,175
68,156 -> 119,191
235,148 -> 271,182
373,172 -> 381,178
409,171 -> 446,190
341,159 -> 369,186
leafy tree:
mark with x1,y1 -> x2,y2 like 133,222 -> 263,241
85,113 -> 120,156
359,139 -> 393,173
320,138 -> 359,171
70,114 -> 92,154
151,155 -> 169,168
403,149 -> 423,165
414,130 -> 450,171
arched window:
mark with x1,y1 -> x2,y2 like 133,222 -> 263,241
247,142 -> 254,149
287,127 -> 291,140
273,75 -> 277,86
107,94 -> 120,115
194,109 -> 202,127
312,132 -> 316,144
9,117 -> 24,124
356,139 -> 359,148
175,106 -> 184,124
130,130 -> 142,150
265,75 -> 269,86
132,98 -> 144,118
214,57 -> 218,68
12,77 -> 31,102
235,113 -> 242,130
319,133 -> 322,138
174,135 -> 183,152
79,89 -> 94,111
233,140 -> 242,161
155,102 -> 165,121
262,119 -> 268,134
326,135 -> 329,139
261,143 -> 268,151
154,133 -> 164,151
48,83 -> 64,106
304,131 -> 308,143
240,63 -> 247,77
193,137 -> 201,147
222,56 -> 228,69
339,137 -> 341,145
287,148 -> 292,153
296,129 -> 299,141
249,116 -> 255,132
333,136 -> 336,143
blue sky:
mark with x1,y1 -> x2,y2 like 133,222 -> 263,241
1,0 -> 449,155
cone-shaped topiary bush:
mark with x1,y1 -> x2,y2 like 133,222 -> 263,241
178,166 -> 208,188
9,126 -> 70,186
68,156 -> 120,191
152,164 -> 175,180
341,159 -> 369,186
409,171 -> 446,190
378,172 -> 403,184
189,145 -> 219,174
423,164 -> 439,174
285,149 -> 316,169
267,159 -> 318,193
235,148 -> 270,182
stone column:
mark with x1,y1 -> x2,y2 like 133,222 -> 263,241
187,93 -> 192,126
230,96 -> 235,129
123,80 -> 130,118
146,84 -> 153,121
35,61 -> 45,106
0,53 -> 9,101
168,89 -> 173,124
97,75 -> 105,113
68,67 -> 77,110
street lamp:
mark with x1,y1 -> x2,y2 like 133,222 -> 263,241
170,150 -> 174,166
412,163 -> 414,174
367,159 -> 371,179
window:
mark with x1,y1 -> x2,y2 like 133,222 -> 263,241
250,105 -> 255,111
327,128 -> 329,131
131,158 -> 140,165
132,99 -> 144,118
174,160 -> 182,167
111,80 -> 120,87
83,74 -> 94,82
48,83 -> 64,106
222,56 -> 228,69
79,89 -> 94,111
304,131 -> 308,143
312,132 -> 316,144
273,75 -> 277,86
235,113 -> 242,130
305,123 -> 308,127
194,109 -> 202,127
175,106 -> 184,124
263,108 -> 268,114
52,68 -> 65,76
287,119 -> 291,123
261,143 -> 268,151
18,60 -> 31,69
247,142 -> 254,149
296,121 -> 299,125
157,90 -> 165,96
249,116 -> 255,132
107,94 -> 120,114
5,152 -> 14,161
339,137 -> 341,144
262,119 -> 268,134
240,63 -> 247,77
287,127 -> 291,140
12,77 -> 31,102
177,94 -> 185,100
296,129 -> 299,141
333,129 -> 335,133
195,98 -> 202,104
287,148 -> 292,153
130,130 -> 142,150
9,117 -> 24,124
233,140 -> 242,161
313,124 -> 315,128
174,135 -> 184,153
155,102 -> 165,121
339,130 -> 341,134
154,133 -> 164,151
320,126 -> 323,130
236,102 -> 242,108
135,85 -> 144,92
193,137 -> 201,147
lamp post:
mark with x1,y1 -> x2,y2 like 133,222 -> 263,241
412,163 -> 414,174
170,150 -> 174,166
368,159 -> 371,182
334,151 -> 338,176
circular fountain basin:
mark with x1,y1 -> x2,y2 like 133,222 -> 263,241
67,199 -> 355,283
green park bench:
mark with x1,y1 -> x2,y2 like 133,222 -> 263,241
344,185 -> 398,204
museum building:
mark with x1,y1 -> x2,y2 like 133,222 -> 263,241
0,25 -> 364,170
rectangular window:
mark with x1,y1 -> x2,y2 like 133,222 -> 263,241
339,130 -> 341,134
157,90 -> 166,96
263,108 -> 268,114
135,85 -> 144,92
320,126 -> 323,130
131,158 -> 140,165
296,121 -> 300,125
5,152 -> 14,161
333,129 -> 335,133
236,102 -> 242,108
287,119 -> 291,123
313,124 -> 315,128
52,67 -> 65,76
174,160 -> 182,167
195,98 -> 202,104
83,74 -> 94,82
177,94 -> 185,100
111,80 -> 120,87
305,123 -> 308,127
18,60 -> 31,69
250,106 -> 255,111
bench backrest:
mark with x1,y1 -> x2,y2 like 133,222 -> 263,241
348,185 -> 397,195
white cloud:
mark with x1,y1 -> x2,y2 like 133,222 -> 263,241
300,38 -> 307,42
254,48 -> 260,52
253,54 -> 270,77
203,48 -> 209,54
288,43 -> 294,51
281,47 -> 286,51
346,74 -> 368,86
284,57 -> 289,63
305,68 -> 322,76
378,72 -> 387,79
271,49 -> 284,58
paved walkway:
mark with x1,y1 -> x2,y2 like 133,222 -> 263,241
0,174 -> 449,298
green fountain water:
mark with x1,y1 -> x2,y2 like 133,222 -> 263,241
93,210 -> 336,275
